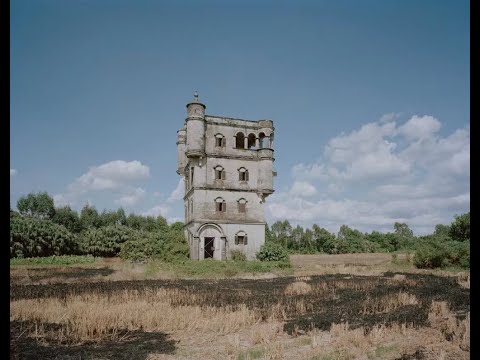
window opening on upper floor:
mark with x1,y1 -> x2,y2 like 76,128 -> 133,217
247,133 -> 256,149
237,198 -> 247,213
235,132 -> 245,149
215,197 -> 226,212
215,133 -> 226,147
214,165 -> 225,180
259,132 -> 269,148
238,167 -> 249,181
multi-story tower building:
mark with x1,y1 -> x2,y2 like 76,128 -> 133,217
177,93 -> 275,260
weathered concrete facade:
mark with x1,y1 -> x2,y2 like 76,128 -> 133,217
177,93 -> 275,260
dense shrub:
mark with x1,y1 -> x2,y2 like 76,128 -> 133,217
80,225 -> 139,257
256,242 -> 289,262
449,212 -> 470,242
414,240 -> 470,269
10,216 -> 80,258
120,233 -> 163,262
230,249 -> 247,261
120,228 -> 189,262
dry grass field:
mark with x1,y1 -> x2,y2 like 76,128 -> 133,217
10,254 -> 470,360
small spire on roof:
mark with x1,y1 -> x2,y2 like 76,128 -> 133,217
194,90 -> 199,100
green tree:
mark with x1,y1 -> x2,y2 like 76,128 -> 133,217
17,192 -> 55,219
10,216 -> 80,258
265,224 -> 274,243
289,225 -> 304,250
430,224 -> 452,243
99,208 -> 127,227
270,220 -> 292,248
449,212 -> 470,242
156,215 -> 169,232
80,204 -> 101,229
393,222 -> 414,250
312,224 -> 335,252
52,206 -> 81,233
299,228 -> 315,253
366,231 -> 392,252
394,222 -> 413,238
169,221 -> 184,232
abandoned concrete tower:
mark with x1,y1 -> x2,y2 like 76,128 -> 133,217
177,92 -> 275,260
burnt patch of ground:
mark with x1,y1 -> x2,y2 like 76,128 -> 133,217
283,273 -> 469,334
10,320 -> 177,360
10,273 -> 469,336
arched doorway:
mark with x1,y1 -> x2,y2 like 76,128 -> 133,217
196,223 -> 226,260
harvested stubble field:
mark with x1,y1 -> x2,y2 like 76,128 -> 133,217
10,257 -> 470,360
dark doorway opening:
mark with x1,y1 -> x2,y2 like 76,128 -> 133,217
204,237 -> 214,259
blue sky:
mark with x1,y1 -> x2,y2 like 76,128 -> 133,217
10,0 -> 469,234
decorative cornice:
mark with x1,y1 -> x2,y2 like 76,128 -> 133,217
184,219 -> 267,227
184,187 -> 274,200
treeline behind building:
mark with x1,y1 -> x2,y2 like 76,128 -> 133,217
265,213 -> 470,269
10,192 -> 189,262
10,192 -> 469,269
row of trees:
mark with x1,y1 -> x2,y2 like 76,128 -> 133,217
265,213 -> 469,268
11,191 -> 469,268
10,192 -> 189,261
265,215 -> 469,255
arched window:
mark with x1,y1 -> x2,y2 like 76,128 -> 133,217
238,167 -> 249,181
190,199 -> 193,214
237,198 -> 247,213
247,133 -> 256,149
215,197 -> 226,212
214,165 -> 225,180
235,132 -> 245,149
259,132 -> 269,148
215,133 -> 226,148
235,230 -> 248,245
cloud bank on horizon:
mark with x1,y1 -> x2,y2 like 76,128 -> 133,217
266,114 -> 469,235
37,113 -> 468,233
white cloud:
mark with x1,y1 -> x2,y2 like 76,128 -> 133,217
68,160 -> 150,193
268,114 -> 469,235
142,204 -> 170,217
379,112 -> 400,123
167,178 -> 184,203
10,169 -> 18,176
290,181 -> 317,197
114,187 -> 146,207
397,115 -> 441,140
55,160 -> 150,209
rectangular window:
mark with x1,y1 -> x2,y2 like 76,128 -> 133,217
190,167 -> 194,187
216,202 -> 225,212
215,137 -> 223,147
215,170 -> 222,180
238,203 -> 246,213
239,171 -> 249,181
